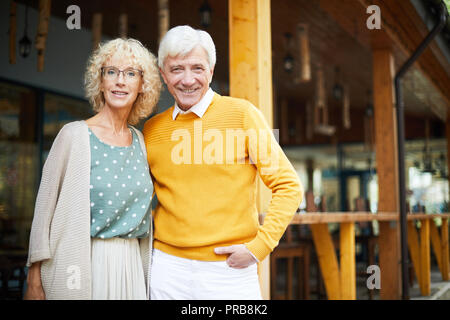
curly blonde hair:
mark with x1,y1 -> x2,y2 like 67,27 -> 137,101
84,38 -> 162,125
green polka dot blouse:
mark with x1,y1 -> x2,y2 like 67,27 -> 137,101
88,127 -> 152,239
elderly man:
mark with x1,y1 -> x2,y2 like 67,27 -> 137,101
143,25 -> 303,300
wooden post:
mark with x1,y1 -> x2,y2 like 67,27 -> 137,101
310,224 -> 341,299
430,220 -> 443,278
420,219 -> 431,296
229,0 -> 273,300
407,221 -> 421,285
9,1 -> 16,64
340,222 -> 356,299
92,13 -> 102,51
372,47 -> 401,299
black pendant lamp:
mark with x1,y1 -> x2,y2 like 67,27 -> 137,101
199,0 -> 212,28
19,5 -> 32,58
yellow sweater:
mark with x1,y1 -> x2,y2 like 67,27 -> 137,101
143,93 -> 303,262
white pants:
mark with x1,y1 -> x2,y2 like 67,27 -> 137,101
150,249 -> 262,300
91,237 -> 147,300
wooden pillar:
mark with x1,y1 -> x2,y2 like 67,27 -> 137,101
229,0 -> 273,300
310,223 -> 341,299
372,47 -> 401,299
340,222 -> 356,299
420,219 -> 431,296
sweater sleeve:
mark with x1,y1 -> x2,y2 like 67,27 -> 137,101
243,103 -> 304,262
26,125 -> 73,267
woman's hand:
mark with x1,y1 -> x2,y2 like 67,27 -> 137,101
23,262 -> 46,300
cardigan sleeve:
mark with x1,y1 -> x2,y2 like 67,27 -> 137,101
26,125 -> 74,267
243,103 -> 304,262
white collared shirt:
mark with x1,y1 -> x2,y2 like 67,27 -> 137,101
172,88 -> 215,120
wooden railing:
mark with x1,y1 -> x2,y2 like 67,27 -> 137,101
288,212 -> 450,299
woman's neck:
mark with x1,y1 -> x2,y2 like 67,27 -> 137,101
96,106 -> 130,136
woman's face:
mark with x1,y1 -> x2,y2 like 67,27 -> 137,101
101,53 -> 143,112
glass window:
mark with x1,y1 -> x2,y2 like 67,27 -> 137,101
42,93 -> 93,163
0,82 -> 38,251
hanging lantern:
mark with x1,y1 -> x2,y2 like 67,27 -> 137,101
19,5 -> 32,58
19,35 -> 31,58
199,0 -> 212,28
283,33 -> 295,73
283,53 -> 295,73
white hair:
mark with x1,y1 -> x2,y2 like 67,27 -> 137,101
158,25 -> 216,70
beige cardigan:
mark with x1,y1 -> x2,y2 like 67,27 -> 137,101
26,121 -> 153,300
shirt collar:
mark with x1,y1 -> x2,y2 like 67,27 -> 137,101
172,88 -> 214,120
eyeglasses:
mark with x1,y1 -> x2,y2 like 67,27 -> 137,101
101,66 -> 143,82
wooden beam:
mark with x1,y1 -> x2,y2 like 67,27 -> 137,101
229,0 -> 273,300
420,219 -> 431,296
290,213 -> 450,225
372,47 -> 401,299
310,224 -> 341,299
340,222 -> 356,299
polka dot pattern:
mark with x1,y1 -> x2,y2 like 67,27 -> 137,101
88,127 -> 153,240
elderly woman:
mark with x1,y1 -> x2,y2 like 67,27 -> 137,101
24,38 -> 161,300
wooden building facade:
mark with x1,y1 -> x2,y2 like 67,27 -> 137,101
1,0 -> 450,300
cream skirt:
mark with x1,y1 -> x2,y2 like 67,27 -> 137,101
91,237 -> 147,300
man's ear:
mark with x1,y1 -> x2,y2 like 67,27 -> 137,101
208,65 -> 215,84
159,68 -> 168,84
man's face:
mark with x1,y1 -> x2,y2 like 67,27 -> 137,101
160,46 -> 214,111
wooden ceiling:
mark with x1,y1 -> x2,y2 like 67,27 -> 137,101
22,0 -> 450,145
